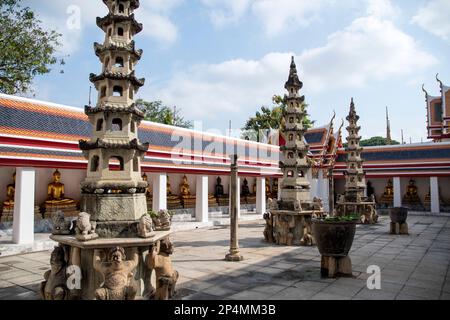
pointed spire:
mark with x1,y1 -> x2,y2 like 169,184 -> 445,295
436,73 -> 443,89
284,56 -> 303,90
386,106 -> 392,145
347,97 -> 359,121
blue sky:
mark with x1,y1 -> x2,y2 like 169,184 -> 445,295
22,0 -> 450,143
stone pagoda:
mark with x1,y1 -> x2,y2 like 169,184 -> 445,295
336,99 -> 378,224
264,57 -> 323,246
79,0 -> 149,237
42,0 -> 178,301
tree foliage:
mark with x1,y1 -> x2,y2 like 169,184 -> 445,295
343,136 -> 400,148
242,95 -> 314,141
136,99 -> 193,129
0,0 -> 62,94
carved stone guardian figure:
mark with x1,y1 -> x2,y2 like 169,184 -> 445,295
146,238 -> 179,300
93,247 -> 138,300
52,210 -> 72,235
40,245 -> 69,300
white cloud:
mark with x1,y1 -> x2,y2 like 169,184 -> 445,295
412,0 -> 450,40
251,0 -> 332,37
300,15 -> 437,92
149,0 -> 436,124
201,0 -> 332,35
366,0 -> 400,19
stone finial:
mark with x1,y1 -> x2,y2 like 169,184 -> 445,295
284,56 -> 303,90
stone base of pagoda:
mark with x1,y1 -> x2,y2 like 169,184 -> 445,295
41,231 -> 178,300
336,200 -> 378,224
264,209 -> 323,246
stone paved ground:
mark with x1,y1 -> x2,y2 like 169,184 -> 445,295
0,214 -> 449,300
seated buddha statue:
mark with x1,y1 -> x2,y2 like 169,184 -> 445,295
402,179 -> 422,207
215,177 -> 229,206
379,179 -> 394,207
272,179 -> 279,199
424,186 -> 444,208
180,175 -> 196,208
241,178 -> 251,204
45,170 -> 76,206
166,176 -> 182,209
265,179 -> 271,197
2,172 -> 15,209
142,173 -> 152,208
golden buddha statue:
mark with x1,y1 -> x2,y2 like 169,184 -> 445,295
378,179 -> 394,207
42,169 -> 78,218
166,175 -> 182,209
45,170 -> 76,206
3,172 -> 15,209
142,173 -> 152,208
142,173 -> 152,197
265,179 -> 271,199
402,179 -> 422,207
180,175 -> 196,208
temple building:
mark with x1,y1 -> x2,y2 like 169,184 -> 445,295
1,62 -> 450,245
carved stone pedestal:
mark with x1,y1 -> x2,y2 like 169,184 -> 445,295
320,255 -> 352,278
43,231 -> 178,300
268,211 -> 318,246
390,222 -> 409,235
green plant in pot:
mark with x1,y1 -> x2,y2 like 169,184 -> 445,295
312,214 -> 358,277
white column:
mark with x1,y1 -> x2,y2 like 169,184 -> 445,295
319,171 -> 329,212
152,173 -> 167,211
393,177 -> 401,207
229,177 -> 241,218
13,168 -> 35,244
430,177 -> 440,214
195,176 -> 208,222
256,177 -> 266,215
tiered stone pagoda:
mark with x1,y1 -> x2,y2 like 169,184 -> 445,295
41,0 -> 178,300
264,57 -> 323,246
336,99 -> 378,224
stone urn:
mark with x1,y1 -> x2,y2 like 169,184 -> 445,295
389,207 -> 408,224
312,220 -> 356,257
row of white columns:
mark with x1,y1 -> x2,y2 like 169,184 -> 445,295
11,170 -> 268,245
152,173 -> 267,222
393,176 -> 440,213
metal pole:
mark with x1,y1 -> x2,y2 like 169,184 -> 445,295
225,154 -> 243,261
328,167 -> 334,215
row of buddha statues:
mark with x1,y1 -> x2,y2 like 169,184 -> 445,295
1,170 -> 78,222
374,178 -> 448,209
142,173 -> 278,210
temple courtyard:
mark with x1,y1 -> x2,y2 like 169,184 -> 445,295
0,213 -> 449,300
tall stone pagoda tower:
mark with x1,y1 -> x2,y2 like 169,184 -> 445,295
336,98 -> 378,224
264,57 -> 323,247
80,0 -> 149,236
343,98 -> 366,201
279,57 -> 312,207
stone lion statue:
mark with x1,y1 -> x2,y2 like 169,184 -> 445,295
138,214 -> 155,238
75,212 -> 98,241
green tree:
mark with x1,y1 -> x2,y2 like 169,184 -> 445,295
343,136 -> 400,148
136,99 -> 193,129
242,95 -> 314,141
0,0 -> 63,94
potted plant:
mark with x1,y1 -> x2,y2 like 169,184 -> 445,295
312,215 -> 358,277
